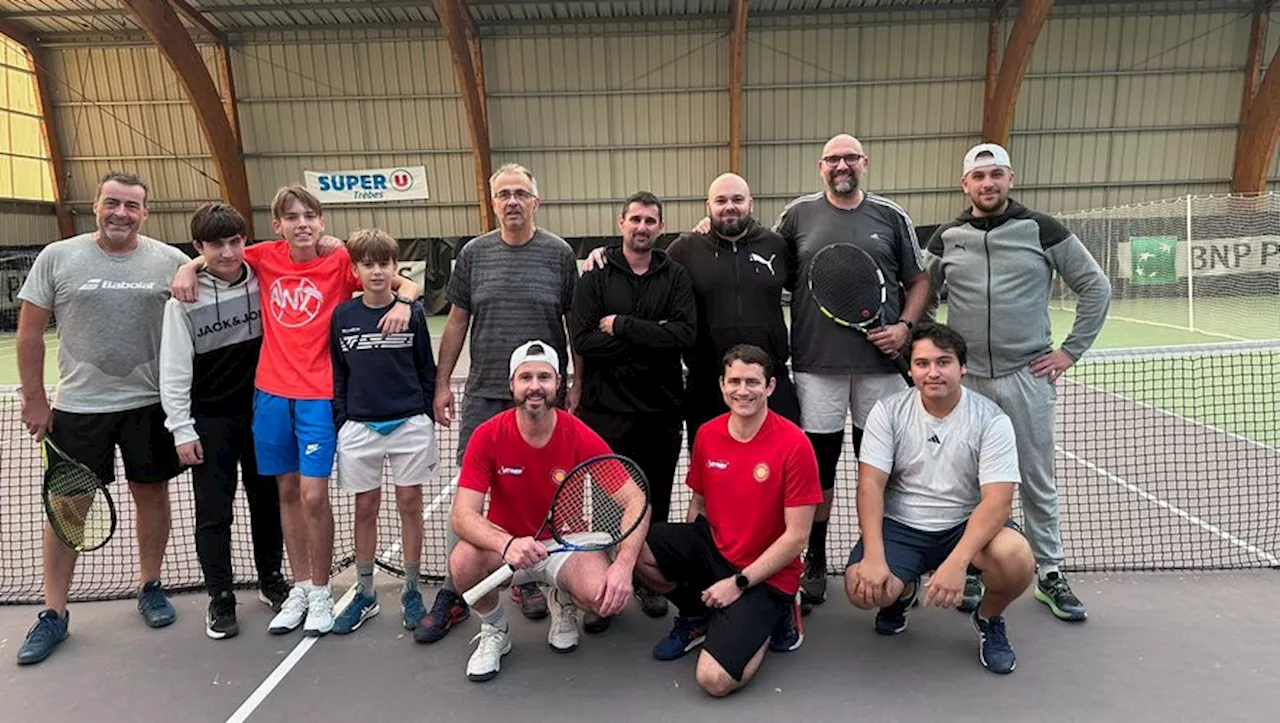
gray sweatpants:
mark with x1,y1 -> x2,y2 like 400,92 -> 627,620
963,368 -> 1063,568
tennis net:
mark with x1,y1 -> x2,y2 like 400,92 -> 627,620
1,339 -> 1277,604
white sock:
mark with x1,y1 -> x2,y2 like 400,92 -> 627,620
1037,565 -> 1061,582
479,605 -> 508,632
296,580 -> 314,594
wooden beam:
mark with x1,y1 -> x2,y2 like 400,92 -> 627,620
121,0 -> 253,236
0,16 -> 36,48
1240,3 -> 1268,126
167,0 -> 225,43
984,1 -> 1010,115
728,0 -> 748,174
1233,11 -> 1280,193
434,0 -> 495,233
982,0 -> 1054,146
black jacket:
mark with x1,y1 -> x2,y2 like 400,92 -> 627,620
572,246 -> 696,415
666,220 -> 793,385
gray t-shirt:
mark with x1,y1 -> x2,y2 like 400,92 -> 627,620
860,386 -> 1020,532
18,233 -> 190,413
447,228 -> 578,400
774,192 -> 925,374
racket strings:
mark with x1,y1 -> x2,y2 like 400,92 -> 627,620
550,459 -> 647,545
45,464 -> 111,550
809,246 -> 887,324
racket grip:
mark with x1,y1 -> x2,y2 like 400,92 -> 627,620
893,353 -> 914,386
463,564 -> 516,606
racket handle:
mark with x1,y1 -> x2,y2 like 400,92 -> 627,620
463,564 -> 516,606
893,353 -> 914,386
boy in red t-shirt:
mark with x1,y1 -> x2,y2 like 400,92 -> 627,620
635,343 -> 822,697
173,186 -> 420,637
448,341 -> 650,684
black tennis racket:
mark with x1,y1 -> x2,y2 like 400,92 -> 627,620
42,437 -> 117,553
462,454 -> 650,606
807,243 -> 912,382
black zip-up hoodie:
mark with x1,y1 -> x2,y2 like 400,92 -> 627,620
666,219 -> 793,385
571,245 -> 696,415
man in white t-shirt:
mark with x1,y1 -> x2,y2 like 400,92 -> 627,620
843,322 -> 1035,675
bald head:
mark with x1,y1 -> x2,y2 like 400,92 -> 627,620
819,134 -> 868,198
706,173 -> 754,238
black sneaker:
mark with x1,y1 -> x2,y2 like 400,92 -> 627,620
799,551 -> 827,607
769,592 -> 804,652
958,573 -> 985,613
257,571 -> 291,613
583,610 -> 612,634
414,588 -> 470,644
635,584 -> 669,618
206,592 -> 239,640
1034,571 -> 1087,621
972,611 -> 1016,674
511,582 -> 548,620
874,582 -> 919,636
16,609 -> 69,665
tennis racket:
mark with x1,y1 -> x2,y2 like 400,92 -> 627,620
462,454 -> 650,606
41,437 -> 117,553
807,242 -> 912,383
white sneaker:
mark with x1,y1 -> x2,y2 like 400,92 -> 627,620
547,589 -> 579,653
303,587 -> 334,637
466,623 -> 512,683
268,584 -> 308,635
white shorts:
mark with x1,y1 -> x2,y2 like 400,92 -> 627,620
795,371 -> 907,432
336,414 -> 440,494
509,532 -> 614,590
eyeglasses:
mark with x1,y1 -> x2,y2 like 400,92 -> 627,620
821,153 -> 865,167
494,189 -> 535,201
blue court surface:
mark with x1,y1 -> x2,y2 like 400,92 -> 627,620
1,570 -> 1275,722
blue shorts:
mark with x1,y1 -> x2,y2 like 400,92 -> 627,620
847,517 -> 1023,585
252,390 -> 336,478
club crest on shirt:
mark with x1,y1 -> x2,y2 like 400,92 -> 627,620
753,462 -> 770,483
552,468 -> 567,484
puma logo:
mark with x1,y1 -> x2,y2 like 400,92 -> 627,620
749,252 -> 776,276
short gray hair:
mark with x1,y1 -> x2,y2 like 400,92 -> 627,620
489,163 -> 539,197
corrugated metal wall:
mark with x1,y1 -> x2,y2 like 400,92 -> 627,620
33,6 -> 1265,243
0,202 -> 58,246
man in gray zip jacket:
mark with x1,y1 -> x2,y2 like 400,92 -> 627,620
923,143 -> 1110,622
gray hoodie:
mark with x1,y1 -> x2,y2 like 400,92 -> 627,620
924,199 -> 1111,378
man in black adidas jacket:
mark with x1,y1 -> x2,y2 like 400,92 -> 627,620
572,191 -> 696,625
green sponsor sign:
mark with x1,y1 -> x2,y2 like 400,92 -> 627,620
1130,236 -> 1178,285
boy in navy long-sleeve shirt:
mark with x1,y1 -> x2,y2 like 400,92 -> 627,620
329,228 -> 440,634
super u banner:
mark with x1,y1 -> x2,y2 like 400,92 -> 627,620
304,166 -> 430,204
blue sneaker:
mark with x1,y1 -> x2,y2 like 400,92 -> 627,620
17,609 -> 69,665
138,580 -> 176,628
769,592 -> 804,652
652,614 -> 708,661
332,592 -> 380,635
972,611 -> 1016,674
401,588 -> 426,630
874,581 -> 919,636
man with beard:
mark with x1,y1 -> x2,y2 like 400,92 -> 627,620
924,144 -> 1109,622
571,191 -> 695,628
775,134 -> 931,616
422,163 -> 585,643
448,341 -> 649,683
16,172 -> 190,664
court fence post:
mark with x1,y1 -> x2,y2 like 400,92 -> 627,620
1185,194 -> 1196,332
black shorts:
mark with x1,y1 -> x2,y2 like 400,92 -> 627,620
847,517 -> 1023,585
646,516 -> 791,681
49,404 -> 182,484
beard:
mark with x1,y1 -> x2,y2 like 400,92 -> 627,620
827,172 -> 859,196
711,213 -> 752,237
516,389 -> 555,418
971,192 -> 1007,214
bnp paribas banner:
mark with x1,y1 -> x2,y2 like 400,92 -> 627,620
304,166 -> 429,204
1122,235 -> 1280,284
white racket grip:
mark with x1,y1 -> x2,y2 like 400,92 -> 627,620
463,564 -> 515,606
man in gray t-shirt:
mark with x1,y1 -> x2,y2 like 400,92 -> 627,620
772,134 -> 932,612
421,162 -> 582,642
15,172 -> 189,666
844,323 -> 1034,675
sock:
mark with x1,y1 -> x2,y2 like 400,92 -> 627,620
297,579 -> 314,594
808,520 -> 829,567
1038,565 -> 1060,582
357,561 -> 374,597
403,561 -> 420,593
479,604 -> 508,632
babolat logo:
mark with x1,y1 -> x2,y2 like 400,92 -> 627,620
78,278 -> 157,291
196,310 -> 261,338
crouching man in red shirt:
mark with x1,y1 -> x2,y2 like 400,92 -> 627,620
635,343 -> 822,697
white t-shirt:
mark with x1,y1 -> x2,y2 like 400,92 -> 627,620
860,386 -> 1020,532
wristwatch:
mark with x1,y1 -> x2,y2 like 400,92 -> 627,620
394,294 -> 413,305
734,573 -> 750,589
897,319 -> 914,331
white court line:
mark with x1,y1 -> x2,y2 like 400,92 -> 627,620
224,474 -> 459,723
1057,445 -> 1280,566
